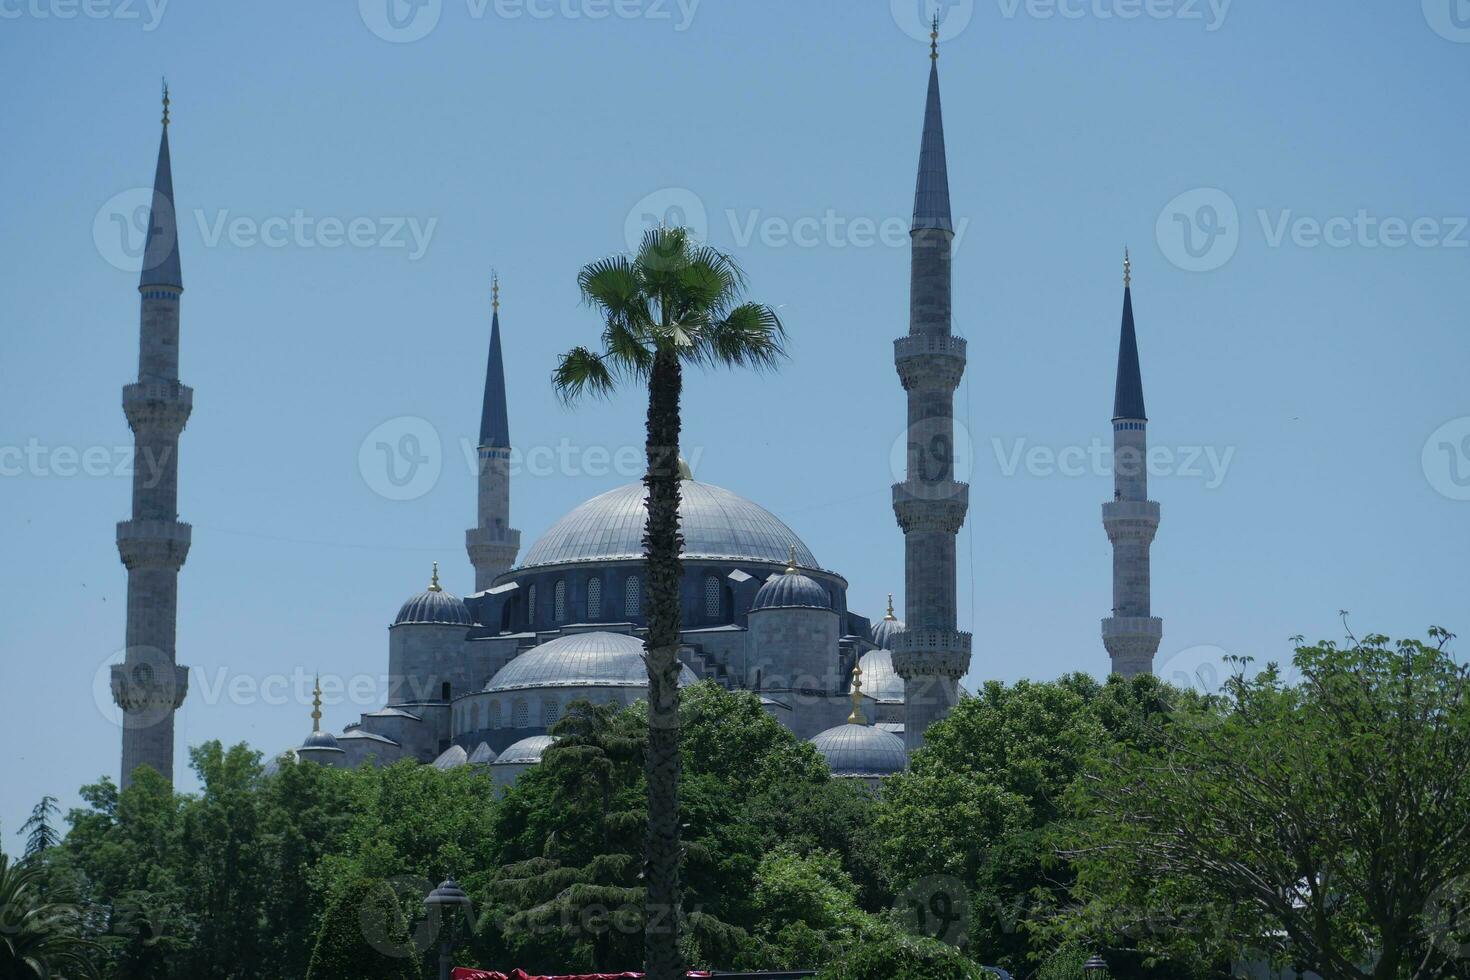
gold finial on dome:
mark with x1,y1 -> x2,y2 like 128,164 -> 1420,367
311,675 -> 322,733
428,561 -> 443,592
930,14 -> 940,62
161,77 -> 171,127
491,270 -> 500,313
784,544 -> 799,575
1124,247 -> 1132,288
848,662 -> 867,725
885,593 -> 897,621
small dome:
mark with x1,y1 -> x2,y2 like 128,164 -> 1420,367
301,729 -> 340,750
869,597 -> 905,649
394,564 -> 471,627
751,569 -> 831,612
808,723 -> 907,779
493,734 -> 556,766
467,742 -> 497,766
432,744 -> 468,770
856,649 -> 905,703
485,631 -> 698,693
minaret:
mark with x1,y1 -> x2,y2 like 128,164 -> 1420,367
466,274 -> 520,592
1101,250 -> 1163,677
111,83 -> 192,788
890,21 -> 972,754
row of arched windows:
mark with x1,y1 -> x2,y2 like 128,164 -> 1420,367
519,573 -> 738,625
453,693 -> 627,732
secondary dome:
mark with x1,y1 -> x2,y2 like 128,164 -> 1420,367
856,649 -> 905,703
752,569 -> 831,611
394,563 -> 471,627
301,730 -> 341,750
809,723 -> 907,779
484,631 -> 699,693
518,480 -> 817,569
870,596 -> 905,650
494,734 -> 556,766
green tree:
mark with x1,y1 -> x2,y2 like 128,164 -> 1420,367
305,876 -> 423,980
0,850 -> 103,979
20,796 -> 61,861
1060,627 -> 1470,980
553,226 -> 786,980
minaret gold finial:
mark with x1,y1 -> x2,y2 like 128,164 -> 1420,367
885,593 -> 897,621
161,77 -> 171,127
930,14 -> 940,62
848,662 -> 867,725
491,271 -> 500,313
311,675 -> 322,733
428,561 -> 442,592
1123,247 -> 1132,288
785,544 -> 798,575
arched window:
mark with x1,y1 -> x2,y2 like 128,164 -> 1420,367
527,585 -> 537,625
704,575 -> 721,617
624,576 -> 640,616
441,681 -> 451,702
554,580 -> 566,622
542,699 -> 560,726
470,702 -> 480,730
511,698 -> 529,728
587,578 -> 602,618
489,701 -> 502,729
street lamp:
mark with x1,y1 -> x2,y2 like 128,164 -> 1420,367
1083,953 -> 1109,979
424,878 -> 473,980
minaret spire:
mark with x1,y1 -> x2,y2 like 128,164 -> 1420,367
311,675 -> 322,733
891,40 -> 971,754
1102,255 -> 1162,678
113,91 -> 193,787
467,272 -> 521,593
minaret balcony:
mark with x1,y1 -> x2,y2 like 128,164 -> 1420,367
1101,616 -> 1164,640
116,519 -> 192,569
1102,499 -> 1160,524
894,334 -> 966,391
111,661 -> 190,712
123,381 -> 193,435
890,629 -> 972,680
892,482 -> 969,534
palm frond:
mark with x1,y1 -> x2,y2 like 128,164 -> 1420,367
552,346 -> 617,404
691,302 -> 787,371
578,255 -> 645,320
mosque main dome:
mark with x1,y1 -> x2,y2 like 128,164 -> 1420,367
518,479 -> 818,570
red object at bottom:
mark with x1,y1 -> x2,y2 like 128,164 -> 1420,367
453,971 -> 712,980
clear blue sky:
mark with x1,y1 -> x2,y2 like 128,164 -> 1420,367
3,1 -> 1467,838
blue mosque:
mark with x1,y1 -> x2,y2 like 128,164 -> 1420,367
111,30 -> 1162,792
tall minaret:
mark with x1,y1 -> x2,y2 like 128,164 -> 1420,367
466,274 -> 520,592
111,84 -> 192,787
890,21 -> 972,754
1101,251 -> 1162,677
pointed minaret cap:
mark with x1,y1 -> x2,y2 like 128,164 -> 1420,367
912,16 -> 953,234
1113,249 -> 1147,421
140,79 -> 183,291
479,272 -> 510,448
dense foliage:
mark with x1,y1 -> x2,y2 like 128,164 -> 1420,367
16,630 -> 1468,980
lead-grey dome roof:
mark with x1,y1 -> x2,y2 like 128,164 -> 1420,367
493,734 -> 556,766
484,631 -> 699,693
870,612 -> 905,651
809,723 -> 907,778
301,730 -> 341,750
394,586 -> 471,627
432,744 -> 468,769
518,480 -> 817,569
752,570 -> 831,611
857,649 -> 905,703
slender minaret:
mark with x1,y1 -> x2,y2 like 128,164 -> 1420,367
466,274 -> 520,591
890,21 -> 972,754
1101,251 -> 1163,677
111,83 -> 191,787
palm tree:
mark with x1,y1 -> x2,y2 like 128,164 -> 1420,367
0,851 -> 103,979
553,227 -> 785,979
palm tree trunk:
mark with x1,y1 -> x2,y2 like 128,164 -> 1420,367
642,346 -> 684,980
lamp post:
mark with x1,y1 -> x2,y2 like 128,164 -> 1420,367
1083,953 -> 1109,979
424,878 -> 472,980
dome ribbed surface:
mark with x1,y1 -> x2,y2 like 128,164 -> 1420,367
484,631 -> 698,693
870,615 -> 906,650
494,735 -> 556,766
394,588 -> 471,626
809,724 -> 907,778
301,730 -> 340,750
467,742 -> 497,765
432,744 -> 469,769
751,571 -> 831,611
857,649 -> 905,703
519,480 -> 817,569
